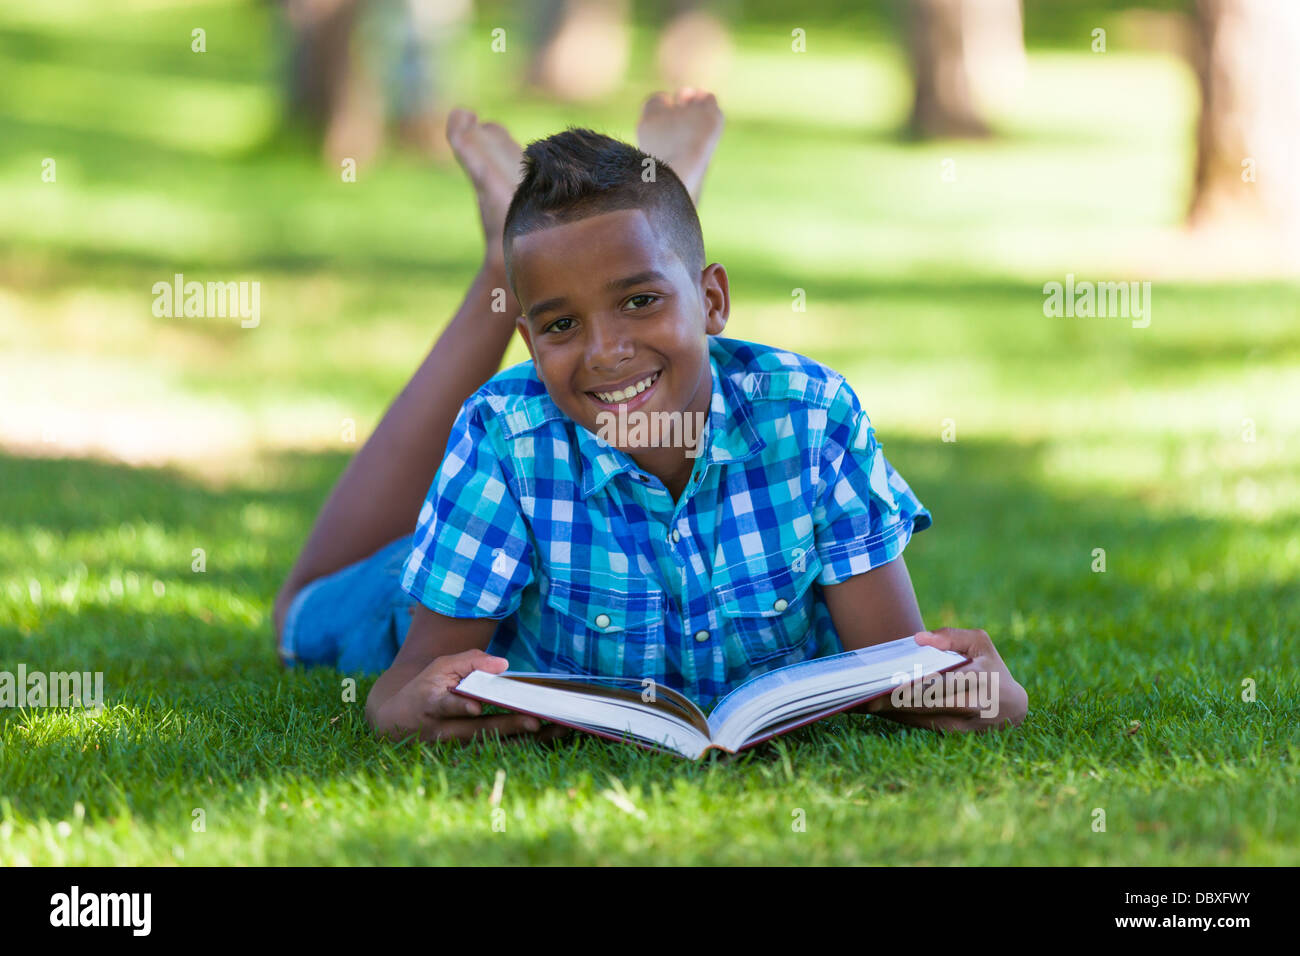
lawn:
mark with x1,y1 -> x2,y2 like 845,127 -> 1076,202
0,0 -> 1296,865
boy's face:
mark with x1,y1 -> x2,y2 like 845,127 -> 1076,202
511,207 -> 729,476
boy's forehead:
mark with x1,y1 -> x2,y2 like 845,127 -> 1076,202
512,208 -> 678,304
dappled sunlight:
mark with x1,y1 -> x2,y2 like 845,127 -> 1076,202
4,700 -> 143,746
720,37 -> 910,133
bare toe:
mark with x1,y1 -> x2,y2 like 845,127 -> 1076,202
445,111 -> 523,257
635,88 -> 724,204
445,108 -> 476,143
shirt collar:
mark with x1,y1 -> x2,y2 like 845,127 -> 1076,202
574,351 -> 766,499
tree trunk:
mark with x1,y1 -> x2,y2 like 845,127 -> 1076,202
1188,0 -> 1300,238
285,0 -> 361,131
906,0 -> 1024,139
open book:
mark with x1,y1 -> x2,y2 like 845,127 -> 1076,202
454,635 -> 969,759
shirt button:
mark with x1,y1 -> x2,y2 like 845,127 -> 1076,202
694,629 -> 710,642
671,529 -> 681,542
594,613 -> 611,629
772,598 -> 789,612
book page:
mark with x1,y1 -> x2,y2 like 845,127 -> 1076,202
499,673 -> 709,736
455,671 -> 713,758
706,638 -> 968,744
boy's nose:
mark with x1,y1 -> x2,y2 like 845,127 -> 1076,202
585,317 -> 635,372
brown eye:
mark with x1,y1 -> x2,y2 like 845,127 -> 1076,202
547,317 -> 575,333
627,294 -> 659,309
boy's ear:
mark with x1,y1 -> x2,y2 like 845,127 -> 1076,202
515,315 -> 536,360
701,262 -> 730,335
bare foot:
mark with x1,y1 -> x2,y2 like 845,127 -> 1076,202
445,109 -> 525,263
636,88 -> 724,206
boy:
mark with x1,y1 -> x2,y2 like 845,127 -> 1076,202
275,91 -> 1028,744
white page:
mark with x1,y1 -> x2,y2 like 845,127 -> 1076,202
708,637 -> 967,742
456,671 -> 711,758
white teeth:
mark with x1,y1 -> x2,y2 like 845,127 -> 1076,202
595,371 -> 659,403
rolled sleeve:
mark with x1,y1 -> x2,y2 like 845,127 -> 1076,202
812,380 -> 931,585
400,398 -> 534,618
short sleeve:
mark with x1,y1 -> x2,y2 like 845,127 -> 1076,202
400,398 -> 534,618
812,380 -> 932,585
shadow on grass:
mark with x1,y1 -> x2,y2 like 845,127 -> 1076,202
7,234 -> 1297,395
0,435 -> 1295,825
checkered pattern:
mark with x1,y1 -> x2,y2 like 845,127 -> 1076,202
401,335 -> 931,710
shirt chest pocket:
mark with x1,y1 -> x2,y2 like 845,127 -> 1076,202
540,575 -> 667,680
714,543 -> 823,667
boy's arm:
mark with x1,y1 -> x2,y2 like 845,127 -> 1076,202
365,605 -> 560,743
822,555 -> 926,648
823,557 -> 1028,730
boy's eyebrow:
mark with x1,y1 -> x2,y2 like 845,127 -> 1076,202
526,270 -> 670,322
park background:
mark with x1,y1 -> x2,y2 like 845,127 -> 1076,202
0,0 -> 1296,864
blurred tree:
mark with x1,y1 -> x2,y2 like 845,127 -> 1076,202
906,0 -> 1025,138
285,0 -> 382,164
285,0 -> 363,137
284,0 -> 469,166
1188,0 -> 1300,243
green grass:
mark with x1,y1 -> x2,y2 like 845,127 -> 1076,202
1,0 -> 1297,865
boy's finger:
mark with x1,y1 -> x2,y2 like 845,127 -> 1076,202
912,630 -> 943,648
881,710 -> 976,731
866,691 -> 980,718
871,675 -> 977,701
477,714 -> 543,737
431,692 -> 483,718
874,706 -> 981,721
424,649 -> 510,684
437,714 -> 542,740
931,628 -> 995,657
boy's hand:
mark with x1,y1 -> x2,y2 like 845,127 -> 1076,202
375,649 -> 573,745
862,628 -> 1028,732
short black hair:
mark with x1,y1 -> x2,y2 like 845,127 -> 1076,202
502,127 -> 704,294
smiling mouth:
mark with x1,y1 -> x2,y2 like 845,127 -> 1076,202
586,370 -> 662,406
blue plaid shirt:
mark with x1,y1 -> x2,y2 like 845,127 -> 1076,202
401,335 -> 932,710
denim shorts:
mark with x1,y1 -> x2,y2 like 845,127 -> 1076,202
278,534 -> 419,675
